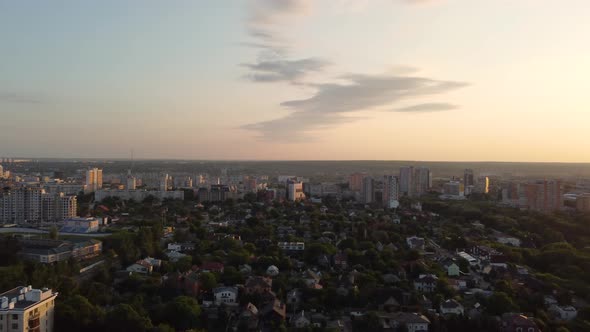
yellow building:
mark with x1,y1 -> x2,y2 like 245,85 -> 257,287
0,286 -> 57,332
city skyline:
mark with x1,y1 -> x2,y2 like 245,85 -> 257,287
2,1 -> 590,162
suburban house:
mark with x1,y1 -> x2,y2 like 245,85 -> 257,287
406,236 -> 425,250
500,314 -> 541,332
440,299 -> 464,316
199,262 -> 225,273
126,261 -> 153,275
414,274 -> 439,293
442,259 -> 460,277
291,311 -> 311,329
548,305 -> 578,321
375,312 -> 430,332
213,286 -> 239,306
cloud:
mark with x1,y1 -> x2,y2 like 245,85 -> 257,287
242,57 -> 329,83
0,92 -> 46,104
242,72 -> 468,141
249,0 -> 311,24
392,102 -> 458,113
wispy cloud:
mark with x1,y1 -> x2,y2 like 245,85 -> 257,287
243,72 -> 467,141
0,92 -> 47,104
392,102 -> 458,113
242,57 -> 329,83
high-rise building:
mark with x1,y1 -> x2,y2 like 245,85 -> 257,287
524,180 -> 563,212
126,176 -> 137,190
349,173 -> 366,192
464,169 -> 475,187
399,167 -> 414,197
383,175 -> 400,208
443,181 -> 463,196
85,168 -> 103,192
287,181 -> 305,201
0,165 -> 4,179
160,174 -> 170,192
414,167 -> 432,196
361,177 -> 374,204
0,286 -> 58,332
474,176 -> 490,194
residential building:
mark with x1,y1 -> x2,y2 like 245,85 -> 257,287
548,305 -> 578,321
406,236 -> 425,250
85,168 -> 103,192
60,217 -> 99,233
348,173 -> 366,192
383,175 -> 400,208
440,299 -> 464,316
287,181 -> 305,201
443,181 -> 463,196
0,286 -> 58,332
475,176 -> 490,194
18,238 -> 102,263
414,274 -> 438,293
399,166 -> 414,197
500,314 -> 541,332
414,167 -> 432,196
525,180 -> 563,212
360,177 -> 374,204
278,242 -> 305,252
375,312 -> 430,332
213,287 -> 239,306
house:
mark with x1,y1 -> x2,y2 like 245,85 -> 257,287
500,314 -> 541,332
549,305 -> 578,321
469,245 -> 501,260
213,286 -> 239,306
406,236 -> 425,250
200,262 -> 224,273
278,242 -> 305,252
497,236 -> 521,247
414,274 -> 438,293
442,259 -> 460,277
380,296 -> 400,312
375,312 -> 430,332
303,270 -> 323,289
287,289 -> 303,308
244,276 -> 272,294
260,299 -> 286,322
266,265 -> 279,277
291,311 -> 311,328
239,303 -> 259,330
440,299 -> 464,316
126,261 -> 153,275
167,242 -> 195,252
165,250 -> 187,262
448,278 -> 468,291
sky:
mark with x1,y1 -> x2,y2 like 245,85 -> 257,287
1,0 -> 590,162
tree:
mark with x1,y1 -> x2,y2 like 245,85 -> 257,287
199,272 -> 217,292
486,292 -> 519,315
162,296 -> 201,331
104,304 -> 152,332
55,295 -> 105,332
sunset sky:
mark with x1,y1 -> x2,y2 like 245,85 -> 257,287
1,0 -> 589,162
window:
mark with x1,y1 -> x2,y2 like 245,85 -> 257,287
11,315 -> 17,320
11,323 -> 17,330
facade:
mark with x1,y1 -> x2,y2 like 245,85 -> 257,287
383,175 -> 400,208
399,166 -> 414,197
278,242 -> 305,252
0,286 -> 58,332
348,173 -> 366,192
360,177 -> 374,204
213,287 -> 239,306
525,180 -> 563,212
94,189 -> 184,202
85,168 -> 103,192
60,217 -> 99,233
475,176 -> 490,194
0,188 -> 76,224
464,169 -> 475,194
443,181 -> 463,196
287,181 -> 305,201
19,238 -> 102,263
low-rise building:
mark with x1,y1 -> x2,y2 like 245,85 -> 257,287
414,274 -> 438,293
